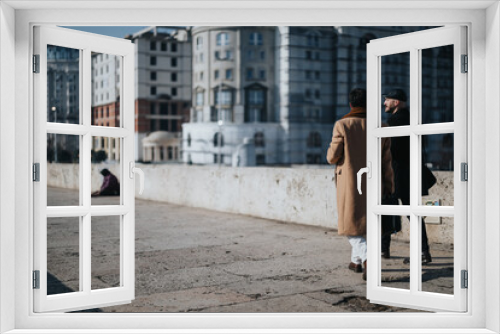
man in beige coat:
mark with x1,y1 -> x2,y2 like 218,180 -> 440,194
327,88 -> 394,280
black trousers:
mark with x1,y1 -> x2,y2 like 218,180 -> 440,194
381,197 -> 430,254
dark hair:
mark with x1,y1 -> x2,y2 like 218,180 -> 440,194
100,168 -> 111,176
349,88 -> 367,108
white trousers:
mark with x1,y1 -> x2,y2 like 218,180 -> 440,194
347,236 -> 367,264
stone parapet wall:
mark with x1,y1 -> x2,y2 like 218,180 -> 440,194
47,163 -> 454,245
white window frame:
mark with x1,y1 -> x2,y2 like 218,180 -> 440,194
1,2 -> 499,334
366,26 -> 467,312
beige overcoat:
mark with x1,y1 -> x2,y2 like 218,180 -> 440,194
327,110 -> 394,236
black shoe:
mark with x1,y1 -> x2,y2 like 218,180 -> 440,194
422,252 -> 432,264
381,250 -> 390,259
402,253 -> 432,265
348,262 -> 362,273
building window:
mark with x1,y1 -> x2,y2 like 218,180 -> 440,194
254,132 -> 265,147
306,70 -> 312,79
171,72 -> 177,82
187,134 -> 191,147
150,71 -> 157,81
307,34 -> 320,47
246,89 -> 265,122
196,36 -> 203,50
315,89 -> 321,99
213,132 -> 224,147
150,103 -> 155,114
171,58 -> 177,67
216,32 -> 230,46
247,50 -> 255,60
246,68 -> 254,80
306,50 -> 312,59
160,103 -> 168,115
172,87 -> 177,96
306,153 -> 322,164
256,154 -> 266,165
305,89 -> 311,99
171,104 -> 178,115
161,42 -> 167,51
315,71 -> 320,80
260,51 -> 265,60
171,43 -> 177,52
196,92 -> 204,106
150,86 -> 156,95
214,70 -> 219,79
225,69 -> 233,80
215,90 -> 232,105
199,53 -> 204,63
200,72 -> 204,81
249,32 -> 263,45
259,70 -> 266,80
160,119 -> 168,130
150,41 -> 156,50
307,131 -> 322,148
315,51 -> 320,60
225,50 -> 233,60
150,56 -> 157,66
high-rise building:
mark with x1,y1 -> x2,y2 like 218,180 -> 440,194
182,26 -> 452,167
91,26 -> 192,162
46,45 -> 80,163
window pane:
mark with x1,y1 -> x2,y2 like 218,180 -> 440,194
47,217 -> 80,295
421,134 -> 454,206
420,216 -> 454,295
421,45 -> 454,124
47,134 -> 80,206
381,215 -> 410,291
47,45 -> 80,124
381,52 -> 410,126
91,137 -> 121,206
91,52 -> 122,127
380,136 -> 411,206
91,216 -> 121,290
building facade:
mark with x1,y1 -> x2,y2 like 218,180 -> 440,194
183,26 -> 453,167
129,27 -> 192,162
46,45 -> 80,163
91,26 -> 192,162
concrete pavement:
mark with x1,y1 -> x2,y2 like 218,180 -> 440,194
46,187 -> 453,313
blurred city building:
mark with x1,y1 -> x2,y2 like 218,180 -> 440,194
91,26 -> 192,162
46,45 -> 80,163
142,131 -> 181,163
183,26 -> 451,167
68,25 -> 453,168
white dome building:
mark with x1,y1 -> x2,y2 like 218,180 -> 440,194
142,131 -> 181,162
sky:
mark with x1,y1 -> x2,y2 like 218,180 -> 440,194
61,26 -> 149,39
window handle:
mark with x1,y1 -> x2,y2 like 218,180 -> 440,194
357,162 -> 372,195
129,162 -> 145,195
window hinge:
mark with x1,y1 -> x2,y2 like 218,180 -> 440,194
33,270 -> 40,289
461,270 -> 468,289
33,163 -> 40,182
33,54 -> 40,73
461,162 -> 468,181
461,54 -> 468,73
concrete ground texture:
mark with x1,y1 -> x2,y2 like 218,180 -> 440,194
47,187 -> 454,313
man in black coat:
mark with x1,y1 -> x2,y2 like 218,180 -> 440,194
381,89 -> 433,264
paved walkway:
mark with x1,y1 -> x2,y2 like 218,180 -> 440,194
47,187 -> 453,313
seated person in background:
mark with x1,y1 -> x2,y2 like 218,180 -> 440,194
92,169 -> 120,196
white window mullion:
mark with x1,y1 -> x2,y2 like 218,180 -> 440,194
82,47 -> 92,295
121,51 -> 135,295
409,47 -> 420,295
